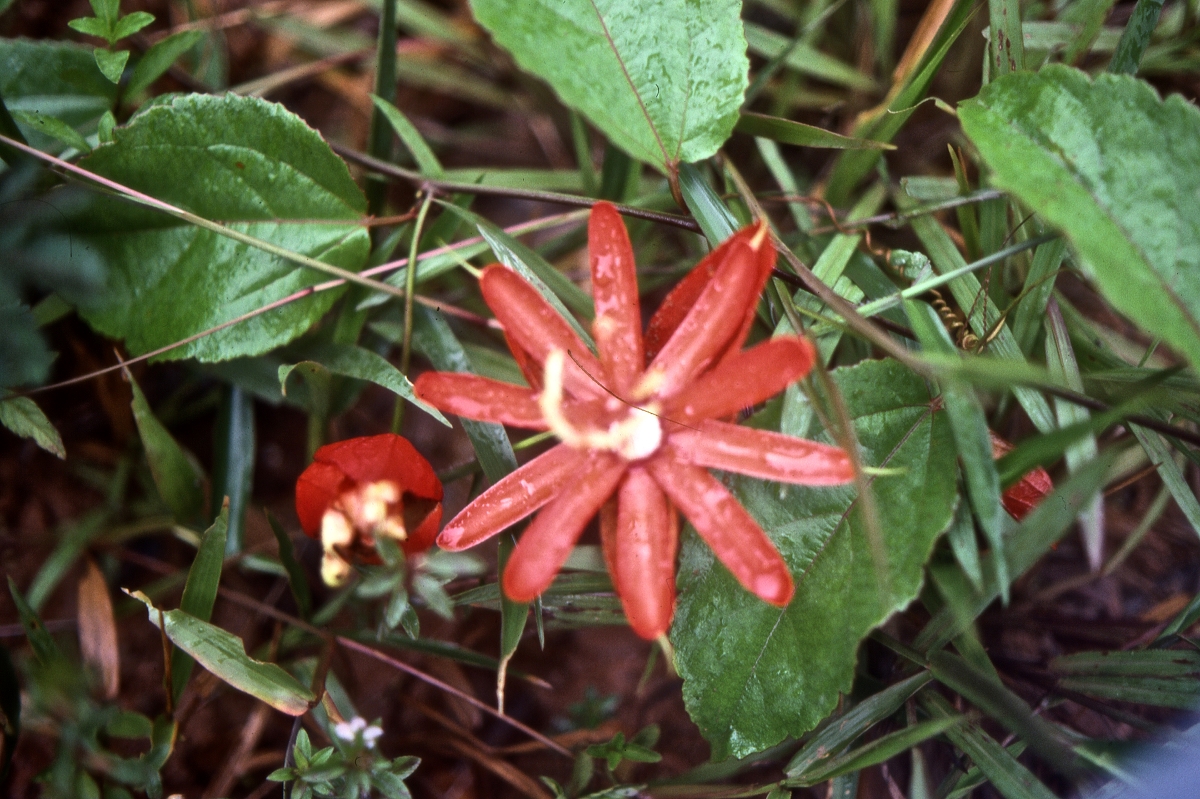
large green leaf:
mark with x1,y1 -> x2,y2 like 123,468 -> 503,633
673,359 -> 957,759
71,94 -> 370,361
959,65 -> 1200,371
129,374 -> 205,524
0,39 -> 116,150
469,0 -> 747,173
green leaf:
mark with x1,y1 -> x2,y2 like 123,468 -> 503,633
211,385 -> 255,554
929,650 -> 1083,778
916,451 -> 1115,653
960,65 -> 1200,373
786,671 -> 934,777
26,511 -> 107,612
370,95 -> 444,178
907,300 -> 1009,599
793,716 -> 963,786
170,507 -> 227,703
278,342 -> 447,425
0,39 -> 116,150
1050,649 -> 1200,709
90,0 -> 119,27
678,162 -> 738,245
111,11 -> 155,42
97,109 -> 115,143
266,509 -> 313,620
674,359 -> 958,759
735,112 -> 895,151
0,396 -> 65,458
129,373 -> 205,523
68,17 -> 111,38
125,30 -> 204,98
742,23 -> 876,92
922,692 -> 1057,799
469,0 -> 747,173
93,48 -> 130,83
1108,0 -> 1166,74
6,576 -> 61,665
73,94 -> 369,362
130,590 -> 315,715
9,109 -> 91,152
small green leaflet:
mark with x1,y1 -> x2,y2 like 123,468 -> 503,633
0,396 -> 65,458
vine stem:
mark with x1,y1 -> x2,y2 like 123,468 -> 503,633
0,133 -> 409,300
393,193 -> 432,433
331,141 -> 702,233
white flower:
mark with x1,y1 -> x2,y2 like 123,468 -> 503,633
334,716 -> 385,749
334,717 -> 367,741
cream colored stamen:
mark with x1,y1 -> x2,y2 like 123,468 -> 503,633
540,349 -> 663,461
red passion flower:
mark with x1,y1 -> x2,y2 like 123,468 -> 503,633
295,434 -> 443,585
414,203 -> 856,639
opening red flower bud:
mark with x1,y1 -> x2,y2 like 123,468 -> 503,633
295,434 -> 443,585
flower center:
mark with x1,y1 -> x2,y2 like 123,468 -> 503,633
539,349 -> 663,461
318,480 -> 407,585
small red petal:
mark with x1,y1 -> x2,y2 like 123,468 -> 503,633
501,453 -> 625,602
647,456 -> 794,606
989,431 -> 1054,521
437,444 -> 589,551
414,372 -> 546,429
480,266 -> 604,399
589,202 -> 644,394
505,332 -> 543,391
313,433 -> 442,501
295,460 -> 349,537
664,336 -> 815,423
670,421 -> 856,486
613,467 -> 677,640
404,501 -> 443,555
646,229 -> 774,398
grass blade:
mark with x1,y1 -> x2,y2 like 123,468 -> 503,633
171,506 -> 228,704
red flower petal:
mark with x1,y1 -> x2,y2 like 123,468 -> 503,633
312,434 -> 442,501
989,431 -> 1054,521
644,224 -> 775,366
643,233 -> 741,362
505,332 -> 543,391
647,456 -> 794,606
664,336 -> 816,423
671,421 -> 856,485
480,265 -> 604,399
295,460 -> 349,537
437,444 -> 590,550
645,227 -> 775,398
405,501 -> 444,555
612,467 -> 677,640
501,453 -> 625,601
414,373 -> 546,429
589,202 -> 644,395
